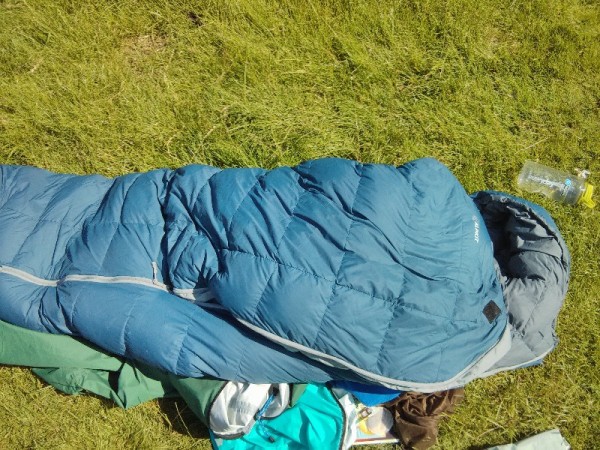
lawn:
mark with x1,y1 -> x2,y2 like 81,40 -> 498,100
0,0 -> 598,448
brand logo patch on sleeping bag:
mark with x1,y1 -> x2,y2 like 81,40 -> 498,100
472,215 -> 480,243
483,301 -> 501,323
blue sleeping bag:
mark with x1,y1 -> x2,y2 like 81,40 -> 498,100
0,158 -> 516,391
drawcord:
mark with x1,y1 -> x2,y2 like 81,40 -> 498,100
254,393 -> 276,444
208,429 -> 220,450
151,261 -> 170,290
151,262 -> 161,286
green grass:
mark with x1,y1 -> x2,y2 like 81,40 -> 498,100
1,0 -> 599,448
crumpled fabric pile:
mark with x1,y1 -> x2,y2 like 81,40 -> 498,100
383,389 -> 465,450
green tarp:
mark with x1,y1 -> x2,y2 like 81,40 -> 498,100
0,318 -> 225,416
0,319 -> 347,449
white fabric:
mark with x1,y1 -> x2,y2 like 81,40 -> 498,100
209,382 -> 270,438
486,429 -> 570,450
209,382 -> 289,439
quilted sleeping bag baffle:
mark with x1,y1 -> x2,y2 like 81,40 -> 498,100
0,158 -> 513,391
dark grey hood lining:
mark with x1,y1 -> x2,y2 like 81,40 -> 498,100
472,191 -> 570,372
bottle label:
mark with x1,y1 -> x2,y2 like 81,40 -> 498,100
528,174 -> 572,197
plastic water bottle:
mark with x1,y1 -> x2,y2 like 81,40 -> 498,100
517,161 -> 596,208
357,406 -> 394,436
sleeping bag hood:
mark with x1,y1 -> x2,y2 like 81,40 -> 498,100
0,158 -> 569,392
472,191 -> 570,374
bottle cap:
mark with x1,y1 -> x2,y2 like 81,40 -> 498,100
579,183 -> 596,208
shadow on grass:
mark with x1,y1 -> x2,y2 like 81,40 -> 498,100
466,429 -> 543,450
32,376 -> 210,440
157,397 -> 211,440
468,444 -> 500,450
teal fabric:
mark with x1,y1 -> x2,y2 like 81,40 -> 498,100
211,384 -> 345,450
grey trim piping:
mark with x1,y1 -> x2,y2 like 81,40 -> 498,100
236,318 -> 512,392
0,265 -> 59,287
0,264 -> 213,303
0,265 -> 169,291
0,263 -> 512,391
480,346 -> 554,377
172,287 -> 215,302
